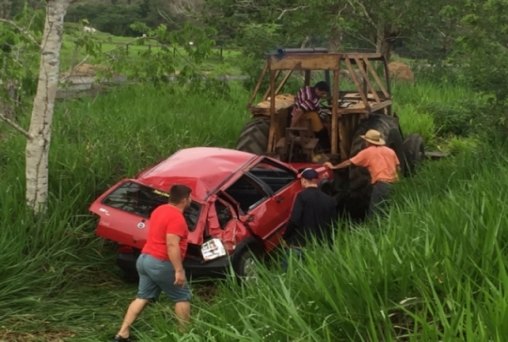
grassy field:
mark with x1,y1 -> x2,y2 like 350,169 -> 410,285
0,78 -> 506,341
59,26 -> 243,77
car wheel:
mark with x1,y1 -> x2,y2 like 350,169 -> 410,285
236,117 -> 270,155
233,247 -> 262,281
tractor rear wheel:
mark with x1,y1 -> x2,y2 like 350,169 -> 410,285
236,117 -> 270,155
402,134 -> 425,176
348,114 -> 405,218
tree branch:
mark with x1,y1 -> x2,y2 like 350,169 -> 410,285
0,113 -> 32,139
345,0 -> 376,28
277,6 -> 308,20
0,18 -> 39,47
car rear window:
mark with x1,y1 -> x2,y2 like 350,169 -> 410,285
102,181 -> 200,231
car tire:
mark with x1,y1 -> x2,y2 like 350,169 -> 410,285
233,246 -> 262,281
116,253 -> 139,283
236,117 -> 270,155
348,114 -> 405,218
402,134 -> 425,176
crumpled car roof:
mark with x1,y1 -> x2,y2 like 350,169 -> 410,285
135,147 -> 258,200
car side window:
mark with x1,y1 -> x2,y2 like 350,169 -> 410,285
225,175 -> 269,213
248,159 -> 296,193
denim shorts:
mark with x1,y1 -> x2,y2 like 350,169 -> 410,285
136,254 -> 192,302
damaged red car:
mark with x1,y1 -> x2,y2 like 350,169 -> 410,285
89,147 -> 331,277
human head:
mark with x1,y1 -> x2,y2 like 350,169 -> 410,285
360,129 -> 385,146
169,184 -> 192,208
299,168 -> 319,187
313,81 -> 329,98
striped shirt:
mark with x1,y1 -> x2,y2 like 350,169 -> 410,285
294,86 -> 320,112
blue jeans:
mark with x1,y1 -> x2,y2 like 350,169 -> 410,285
136,254 -> 191,302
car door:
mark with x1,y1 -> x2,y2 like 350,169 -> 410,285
224,158 -> 300,251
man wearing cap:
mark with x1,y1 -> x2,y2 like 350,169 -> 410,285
324,129 -> 400,217
283,168 -> 337,246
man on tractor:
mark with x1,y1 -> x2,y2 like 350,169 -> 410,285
290,81 -> 331,151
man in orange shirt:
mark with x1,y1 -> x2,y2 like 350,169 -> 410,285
324,129 -> 400,217
114,184 -> 192,342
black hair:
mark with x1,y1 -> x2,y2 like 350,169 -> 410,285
169,184 -> 192,204
314,81 -> 330,92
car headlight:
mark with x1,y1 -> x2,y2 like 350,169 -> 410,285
201,238 -> 227,261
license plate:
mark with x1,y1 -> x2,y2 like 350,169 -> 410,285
201,238 -> 227,261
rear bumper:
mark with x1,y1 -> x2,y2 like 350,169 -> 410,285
116,251 -> 232,278
184,255 -> 231,277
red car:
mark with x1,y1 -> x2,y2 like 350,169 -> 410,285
89,147 -> 332,277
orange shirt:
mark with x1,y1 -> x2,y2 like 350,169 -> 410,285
350,145 -> 400,184
142,204 -> 188,261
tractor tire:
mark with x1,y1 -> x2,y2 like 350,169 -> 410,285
236,117 -> 270,155
402,134 -> 425,176
348,114 -> 405,218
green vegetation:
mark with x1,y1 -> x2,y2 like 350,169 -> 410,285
1,77 -> 507,340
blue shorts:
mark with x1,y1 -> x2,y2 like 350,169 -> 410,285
136,254 -> 192,302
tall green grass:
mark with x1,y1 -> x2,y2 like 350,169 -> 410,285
0,84 -> 250,340
1,81 -> 506,340
151,144 -> 507,341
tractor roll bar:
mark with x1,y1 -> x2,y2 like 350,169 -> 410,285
270,48 -> 329,58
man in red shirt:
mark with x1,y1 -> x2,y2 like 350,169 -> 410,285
324,129 -> 400,217
114,185 -> 192,342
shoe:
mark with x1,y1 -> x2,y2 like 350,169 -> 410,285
113,335 -> 131,342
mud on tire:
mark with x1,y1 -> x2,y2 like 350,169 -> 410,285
236,117 -> 270,155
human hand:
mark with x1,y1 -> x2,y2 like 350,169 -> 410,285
323,161 -> 334,169
174,269 -> 186,287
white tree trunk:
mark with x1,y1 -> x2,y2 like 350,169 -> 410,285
25,0 -> 69,213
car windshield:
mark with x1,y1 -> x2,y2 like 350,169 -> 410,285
102,181 -> 200,231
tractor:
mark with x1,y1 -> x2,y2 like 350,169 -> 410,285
236,48 -> 424,217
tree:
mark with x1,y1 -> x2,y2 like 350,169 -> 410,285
0,0 -> 69,213
24,0 -> 70,213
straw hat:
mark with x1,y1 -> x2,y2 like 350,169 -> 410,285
361,129 -> 385,145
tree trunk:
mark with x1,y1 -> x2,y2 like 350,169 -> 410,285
329,25 -> 343,52
25,0 -> 69,213
376,19 -> 394,61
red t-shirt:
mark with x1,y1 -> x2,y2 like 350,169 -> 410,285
142,204 -> 188,261
350,145 -> 400,184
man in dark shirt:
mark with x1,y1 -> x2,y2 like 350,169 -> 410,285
283,168 -> 337,246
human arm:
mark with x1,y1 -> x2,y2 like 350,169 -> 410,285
323,159 -> 352,170
166,233 -> 186,286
